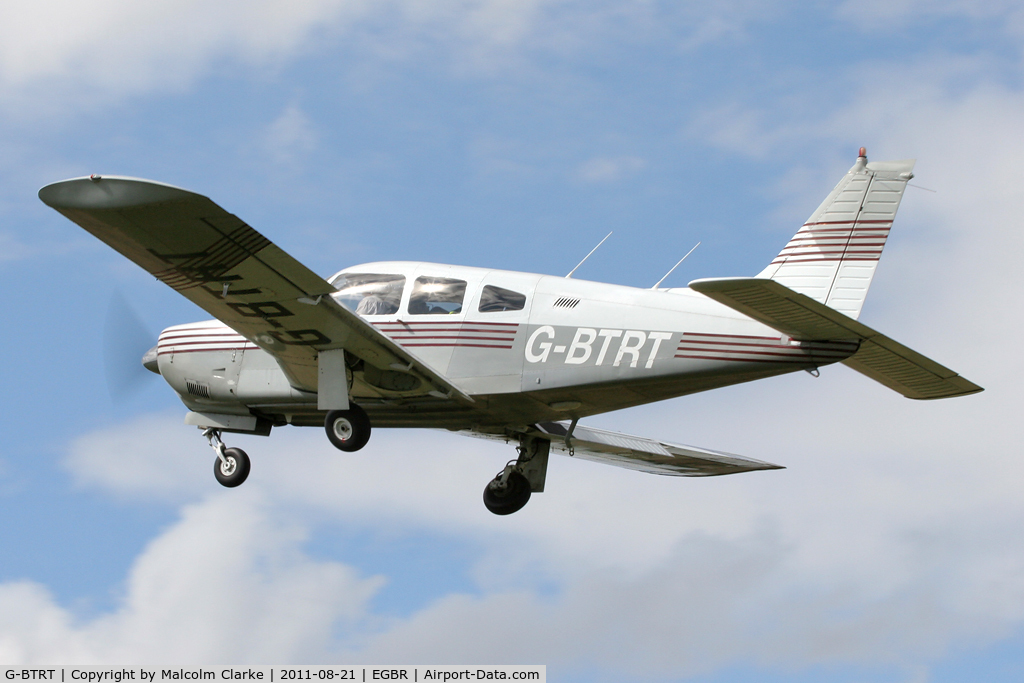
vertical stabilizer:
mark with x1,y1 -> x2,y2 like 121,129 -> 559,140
756,149 -> 915,319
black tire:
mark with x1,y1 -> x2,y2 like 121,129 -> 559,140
483,471 -> 532,515
214,447 -> 250,488
325,405 -> 372,452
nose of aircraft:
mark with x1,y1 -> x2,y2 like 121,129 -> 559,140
142,345 -> 160,374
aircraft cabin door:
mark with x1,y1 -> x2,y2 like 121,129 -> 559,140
446,272 -> 538,395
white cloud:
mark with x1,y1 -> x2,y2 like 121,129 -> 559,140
264,105 -> 319,164
575,155 -> 646,183
0,1 -> 792,118
18,359 -> 1023,675
65,412 -> 215,501
836,0 -> 1024,34
0,492 -> 383,664
0,1 -> 368,115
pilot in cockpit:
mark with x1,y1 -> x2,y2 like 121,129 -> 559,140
355,295 -> 390,315
332,273 -> 405,316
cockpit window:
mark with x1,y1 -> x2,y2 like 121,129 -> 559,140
329,273 -> 405,315
478,285 -> 526,312
409,276 -> 467,315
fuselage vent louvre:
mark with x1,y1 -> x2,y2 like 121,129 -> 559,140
553,297 -> 580,309
186,379 -> 211,398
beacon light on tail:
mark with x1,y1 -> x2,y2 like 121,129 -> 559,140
39,149 -> 981,515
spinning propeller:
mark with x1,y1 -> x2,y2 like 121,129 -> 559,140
103,291 -> 160,401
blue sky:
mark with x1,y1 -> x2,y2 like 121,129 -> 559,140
1,1 -> 1022,680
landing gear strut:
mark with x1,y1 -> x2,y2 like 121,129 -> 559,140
324,404 -> 372,452
483,436 -> 550,515
205,428 -> 250,488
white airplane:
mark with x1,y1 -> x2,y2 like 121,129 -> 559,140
40,148 -> 981,514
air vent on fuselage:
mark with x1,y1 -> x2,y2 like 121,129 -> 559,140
553,297 -> 580,309
185,379 -> 211,398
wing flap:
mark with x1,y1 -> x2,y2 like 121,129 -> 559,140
689,277 -> 982,400
40,176 -> 472,403
533,421 -> 783,476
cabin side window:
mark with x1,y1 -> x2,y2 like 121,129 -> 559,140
478,285 -> 526,312
329,273 -> 405,315
409,276 -> 467,315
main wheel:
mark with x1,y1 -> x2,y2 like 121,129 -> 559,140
214,447 -> 250,488
483,471 -> 532,515
325,405 -> 371,452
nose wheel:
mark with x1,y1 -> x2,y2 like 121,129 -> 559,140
205,428 -> 250,488
325,405 -> 372,452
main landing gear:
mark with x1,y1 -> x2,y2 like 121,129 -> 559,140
483,436 -> 550,515
324,404 -> 372,452
483,466 -> 532,515
204,428 -> 250,488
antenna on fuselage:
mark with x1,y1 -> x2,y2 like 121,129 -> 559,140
566,231 -> 613,278
651,241 -> 700,289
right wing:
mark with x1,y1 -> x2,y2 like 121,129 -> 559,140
689,277 -> 983,400
39,175 -> 471,402
532,422 -> 783,476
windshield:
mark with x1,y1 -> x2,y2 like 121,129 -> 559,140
409,276 -> 467,315
329,273 -> 405,315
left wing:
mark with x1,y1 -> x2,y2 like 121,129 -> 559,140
527,422 -> 783,476
39,175 -> 471,402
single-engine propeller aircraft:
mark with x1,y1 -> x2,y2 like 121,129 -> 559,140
40,149 -> 982,514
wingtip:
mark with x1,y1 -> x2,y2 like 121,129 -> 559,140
39,175 -> 197,210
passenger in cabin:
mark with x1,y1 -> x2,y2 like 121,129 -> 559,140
409,276 -> 467,315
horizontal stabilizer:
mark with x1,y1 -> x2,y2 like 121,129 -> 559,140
532,421 -> 783,477
689,277 -> 982,400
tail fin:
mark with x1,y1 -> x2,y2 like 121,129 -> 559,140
757,149 -> 915,319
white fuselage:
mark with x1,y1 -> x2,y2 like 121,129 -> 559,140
155,261 -> 857,429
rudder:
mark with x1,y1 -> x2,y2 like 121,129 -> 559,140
757,148 -> 915,320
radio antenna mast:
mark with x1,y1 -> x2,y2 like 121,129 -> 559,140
651,241 -> 700,289
566,231 -> 613,278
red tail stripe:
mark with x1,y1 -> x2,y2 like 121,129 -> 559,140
802,219 -> 894,226
772,256 -> 882,264
682,332 -> 782,341
676,353 -> 838,364
388,335 -> 515,342
400,342 -> 513,349
378,329 -> 517,335
374,321 -> 519,328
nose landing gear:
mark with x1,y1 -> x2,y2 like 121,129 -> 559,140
204,428 -> 251,488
